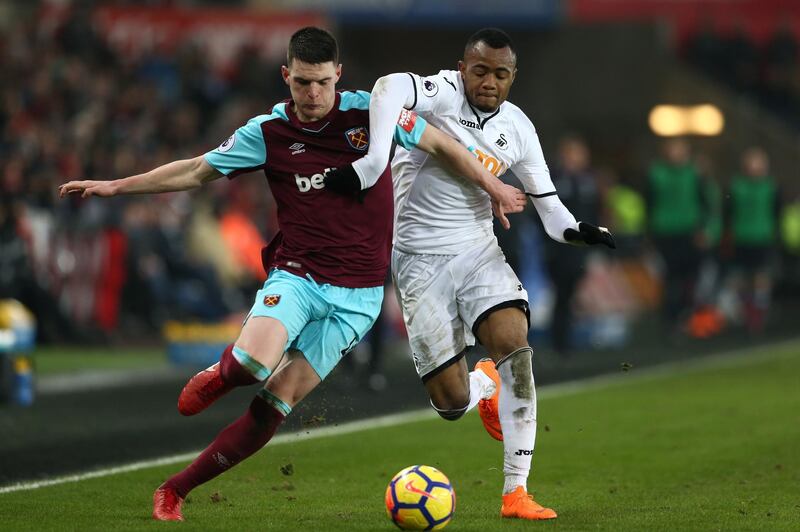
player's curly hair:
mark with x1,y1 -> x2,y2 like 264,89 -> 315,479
287,27 -> 339,65
465,28 -> 517,60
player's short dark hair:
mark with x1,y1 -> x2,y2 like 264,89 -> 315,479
464,28 -> 516,60
287,26 -> 339,65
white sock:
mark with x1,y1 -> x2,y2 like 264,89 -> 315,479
496,347 -> 537,495
466,369 -> 496,412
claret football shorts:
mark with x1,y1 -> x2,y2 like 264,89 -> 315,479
391,237 -> 529,379
247,268 -> 383,379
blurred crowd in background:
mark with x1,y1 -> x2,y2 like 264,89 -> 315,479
684,19 -> 800,127
2,1 -> 800,374
1,3 -> 286,343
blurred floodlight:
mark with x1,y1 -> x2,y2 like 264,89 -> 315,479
649,104 -> 724,136
649,105 -> 685,136
689,104 -> 724,135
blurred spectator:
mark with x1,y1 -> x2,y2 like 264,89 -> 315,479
687,155 -> 725,339
762,21 -> 799,122
219,209 -> 267,282
0,5 -> 283,340
685,18 -> 726,82
720,23 -> 760,93
685,21 -> 800,128
0,198 -> 34,311
544,136 -> 601,354
725,147 -> 781,333
0,195 -> 76,343
782,197 -> 800,257
781,196 -> 800,295
605,171 -> 646,257
646,138 -> 710,329
186,194 -> 249,307
122,195 -> 230,326
603,170 -> 663,313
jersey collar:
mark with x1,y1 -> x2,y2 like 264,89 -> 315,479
466,101 -> 502,130
286,93 -> 341,134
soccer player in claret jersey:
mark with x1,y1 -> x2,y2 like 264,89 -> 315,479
60,27 -> 526,522
329,28 -> 616,520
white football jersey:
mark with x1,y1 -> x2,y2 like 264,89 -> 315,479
392,70 -> 557,255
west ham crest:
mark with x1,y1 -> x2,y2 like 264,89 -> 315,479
263,294 -> 281,307
345,127 -> 369,151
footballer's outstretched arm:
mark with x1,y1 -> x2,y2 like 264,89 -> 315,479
415,124 -> 527,230
512,118 -> 615,248
59,156 -> 222,198
527,180 -> 615,248
324,72 -> 525,227
324,73 -> 416,194
351,73 -> 416,188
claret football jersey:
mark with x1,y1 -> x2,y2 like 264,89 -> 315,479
205,91 -> 426,288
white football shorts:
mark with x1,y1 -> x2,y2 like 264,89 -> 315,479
391,237 -> 529,380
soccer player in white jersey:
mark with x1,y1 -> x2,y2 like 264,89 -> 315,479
327,28 -> 615,520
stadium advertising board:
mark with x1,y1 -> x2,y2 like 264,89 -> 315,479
569,0 -> 800,44
92,6 -> 328,69
272,0 -> 560,26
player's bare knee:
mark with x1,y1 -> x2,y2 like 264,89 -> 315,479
429,390 -> 470,421
488,328 -> 530,356
429,385 -> 469,409
263,371 -> 306,407
479,327 -> 528,359
423,361 -> 470,419
232,337 -> 258,363
431,401 -> 468,421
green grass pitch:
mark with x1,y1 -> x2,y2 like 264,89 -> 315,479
32,347 -> 167,376
2,343 -> 798,531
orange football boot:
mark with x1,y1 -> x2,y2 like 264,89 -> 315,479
152,485 -> 184,521
177,362 -> 233,416
475,358 -> 502,441
501,486 -> 557,520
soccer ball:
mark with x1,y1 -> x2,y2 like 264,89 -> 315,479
385,465 -> 455,530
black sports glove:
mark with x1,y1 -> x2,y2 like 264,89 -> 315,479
323,164 -> 361,195
563,222 -> 616,249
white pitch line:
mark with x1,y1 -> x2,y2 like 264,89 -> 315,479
537,336 -> 800,400
38,366 -> 184,395
0,409 -> 437,495
1,337 -> 797,495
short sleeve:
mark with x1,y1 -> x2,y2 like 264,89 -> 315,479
393,109 -> 428,150
204,118 -> 267,178
407,71 -> 460,115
